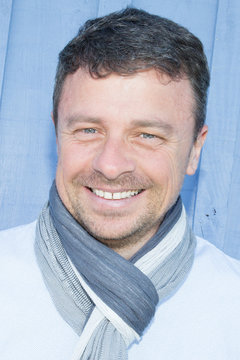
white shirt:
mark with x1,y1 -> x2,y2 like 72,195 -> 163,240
0,222 -> 240,359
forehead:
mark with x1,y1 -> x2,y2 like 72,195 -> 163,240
58,68 -> 195,133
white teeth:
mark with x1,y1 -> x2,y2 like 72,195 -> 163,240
92,189 -> 141,199
113,192 -> 121,200
104,192 -> 112,199
121,191 -> 127,198
98,190 -> 104,197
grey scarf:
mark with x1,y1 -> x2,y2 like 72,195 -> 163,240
35,182 -> 196,359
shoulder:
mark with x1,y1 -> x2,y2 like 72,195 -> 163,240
0,221 -> 37,243
186,236 -> 240,312
0,220 -> 44,316
0,221 -> 37,239
0,221 -> 37,265
195,236 -> 240,279
169,235 -> 240,320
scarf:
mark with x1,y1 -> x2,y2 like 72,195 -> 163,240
35,182 -> 196,359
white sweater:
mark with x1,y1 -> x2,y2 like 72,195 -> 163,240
0,221 -> 240,359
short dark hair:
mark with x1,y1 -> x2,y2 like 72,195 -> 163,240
53,7 -> 210,139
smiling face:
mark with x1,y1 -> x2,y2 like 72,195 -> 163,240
55,68 -> 207,258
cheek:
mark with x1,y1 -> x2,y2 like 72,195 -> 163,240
142,149 -> 178,184
147,148 -> 188,198
57,143 -> 93,180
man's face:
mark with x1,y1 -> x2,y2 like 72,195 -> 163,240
55,68 -> 207,256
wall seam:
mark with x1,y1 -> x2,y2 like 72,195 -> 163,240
192,0 -> 220,232
0,0 -> 14,115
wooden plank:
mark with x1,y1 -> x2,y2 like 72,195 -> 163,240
0,0 -> 13,103
194,0 -> 240,258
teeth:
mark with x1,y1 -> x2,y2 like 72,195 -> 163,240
104,192 -> 112,199
92,189 -> 140,199
113,192 -> 121,200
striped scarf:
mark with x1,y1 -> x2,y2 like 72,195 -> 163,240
35,182 -> 196,359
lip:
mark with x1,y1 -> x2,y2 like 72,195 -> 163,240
83,186 -> 145,209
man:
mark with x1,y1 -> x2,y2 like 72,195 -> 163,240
0,7 -> 240,360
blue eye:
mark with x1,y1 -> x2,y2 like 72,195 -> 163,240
83,128 -> 96,134
140,133 -> 156,139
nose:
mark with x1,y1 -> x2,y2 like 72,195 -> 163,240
92,137 -> 136,180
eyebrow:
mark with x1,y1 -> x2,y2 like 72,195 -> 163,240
66,115 -> 101,128
65,114 -> 174,134
131,119 -> 174,134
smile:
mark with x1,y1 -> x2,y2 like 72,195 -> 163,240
90,188 -> 143,200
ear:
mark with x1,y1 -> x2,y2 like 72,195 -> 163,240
186,125 -> 208,175
51,111 -> 54,122
51,112 -> 59,153
51,112 -> 56,128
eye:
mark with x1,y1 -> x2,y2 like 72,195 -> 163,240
73,127 -> 99,141
82,128 -> 97,134
140,133 -> 157,139
137,132 -> 165,147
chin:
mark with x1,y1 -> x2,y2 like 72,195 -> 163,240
83,222 -> 134,242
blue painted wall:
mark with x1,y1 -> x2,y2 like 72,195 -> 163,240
0,0 -> 240,259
